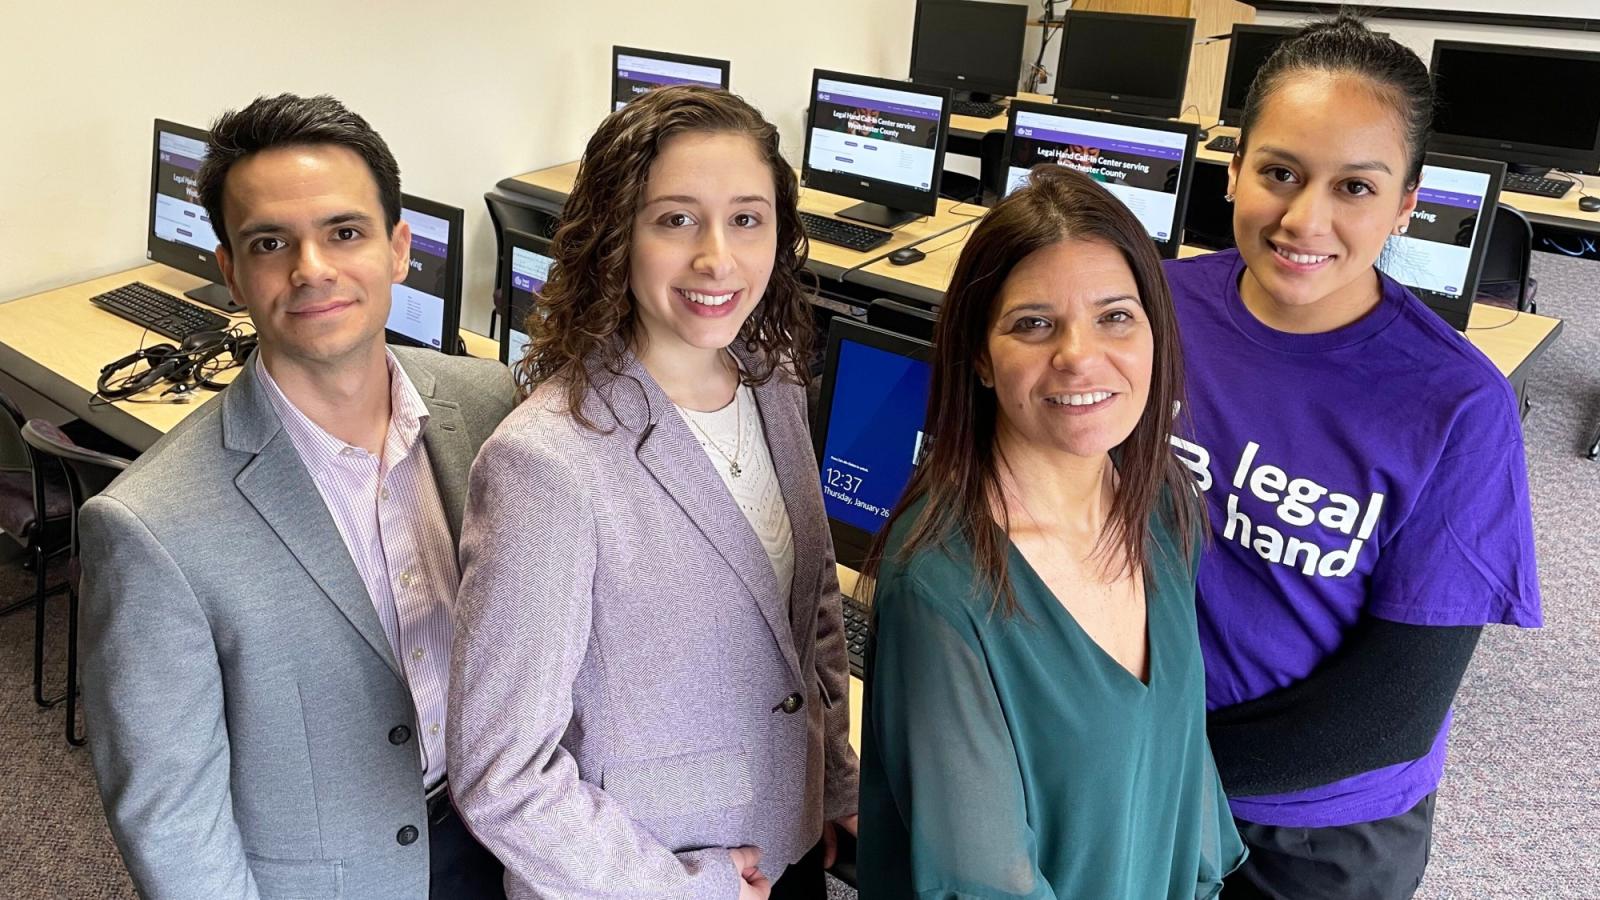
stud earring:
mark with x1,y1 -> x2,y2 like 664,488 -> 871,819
979,376 -> 993,388
1224,193 -> 1235,203
1398,224 -> 1409,235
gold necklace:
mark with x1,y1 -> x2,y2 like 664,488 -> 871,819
681,388 -> 745,478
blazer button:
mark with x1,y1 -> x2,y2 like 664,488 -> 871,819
397,825 -> 419,846
389,725 -> 411,745
778,693 -> 804,715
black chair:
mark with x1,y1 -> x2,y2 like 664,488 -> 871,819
20,419 -> 132,746
1474,203 -> 1539,314
484,191 -> 556,339
0,389 -> 72,665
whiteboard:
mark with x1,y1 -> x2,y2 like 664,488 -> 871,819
1329,0 -> 1595,19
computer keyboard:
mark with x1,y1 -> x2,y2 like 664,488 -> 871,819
90,281 -> 231,342
950,99 -> 1006,119
843,595 -> 870,678
1503,172 -> 1572,199
1205,134 -> 1239,154
801,212 -> 894,253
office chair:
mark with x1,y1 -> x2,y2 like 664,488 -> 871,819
484,191 -> 556,339
1475,203 -> 1539,314
0,388 -> 72,634
20,419 -> 132,747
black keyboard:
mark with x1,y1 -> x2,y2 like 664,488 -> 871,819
90,282 -> 230,342
801,212 -> 894,253
1503,172 -> 1572,199
1205,135 -> 1239,154
843,595 -> 870,678
950,99 -> 1005,119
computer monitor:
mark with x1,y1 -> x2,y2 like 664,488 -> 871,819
390,193 -> 464,353
1054,11 -> 1195,119
1377,153 -> 1506,332
611,46 -> 731,112
499,227 -> 555,366
1217,25 -> 1298,125
909,0 -> 1028,100
1002,100 -> 1198,259
148,119 -> 241,314
1429,41 -> 1600,176
803,69 -> 952,229
813,317 -> 933,570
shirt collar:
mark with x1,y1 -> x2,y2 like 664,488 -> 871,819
256,349 -> 431,475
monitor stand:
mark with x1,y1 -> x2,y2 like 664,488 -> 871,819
185,281 -> 245,315
836,201 -> 919,230
1507,162 -> 1552,178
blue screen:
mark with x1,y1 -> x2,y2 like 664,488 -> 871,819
819,339 -> 933,534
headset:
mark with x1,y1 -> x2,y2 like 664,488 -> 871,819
94,327 -> 258,405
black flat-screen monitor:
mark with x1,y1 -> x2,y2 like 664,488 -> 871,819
499,227 -> 555,366
1218,25 -> 1298,125
1377,153 -> 1505,332
1054,11 -> 1195,119
1429,41 -> 1600,175
909,0 -> 1028,99
813,317 -> 933,570
1003,100 -> 1198,259
390,193 -> 463,353
148,119 -> 240,313
803,69 -> 951,228
612,46 -> 731,112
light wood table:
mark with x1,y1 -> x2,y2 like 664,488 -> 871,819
0,264 -> 500,451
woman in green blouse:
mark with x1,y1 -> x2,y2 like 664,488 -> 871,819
857,166 -> 1245,899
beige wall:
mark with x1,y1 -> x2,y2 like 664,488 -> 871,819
0,0 -> 920,331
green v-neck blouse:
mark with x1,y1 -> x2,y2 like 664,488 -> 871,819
858,502 -> 1245,899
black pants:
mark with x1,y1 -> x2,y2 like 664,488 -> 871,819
429,796 -> 505,900
1225,792 -> 1437,900
768,839 -> 827,900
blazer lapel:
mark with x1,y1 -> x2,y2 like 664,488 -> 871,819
223,360 -> 404,681
748,375 -> 829,635
395,357 -> 471,543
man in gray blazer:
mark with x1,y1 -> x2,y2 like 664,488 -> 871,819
80,94 -> 515,899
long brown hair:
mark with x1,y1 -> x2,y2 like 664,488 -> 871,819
514,85 -> 815,424
862,165 -> 1199,617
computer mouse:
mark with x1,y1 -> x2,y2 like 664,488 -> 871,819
1579,195 -> 1600,213
889,247 -> 926,266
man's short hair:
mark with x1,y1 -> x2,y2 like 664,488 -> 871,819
197,94 -> 402,251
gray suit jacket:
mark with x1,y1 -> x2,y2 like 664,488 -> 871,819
80,347 -> 516,900
448,349 -> 860,900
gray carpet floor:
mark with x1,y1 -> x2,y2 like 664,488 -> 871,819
3,252 -> 1596,898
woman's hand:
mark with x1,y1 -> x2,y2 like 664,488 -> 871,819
731,846 -> 771,899
821,814 -> 859,868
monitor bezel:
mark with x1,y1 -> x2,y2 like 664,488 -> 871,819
802,68 -> 952,220
1385,151 -> 1507,331
1003,99 -> 1199,260
812,317 -> 933,572
147,118 -> 226,286
1428,40 -> 1600,174
392,192 -> 464,354
908,0 -> 1029,98
1217,24 -> 1299,125
610,45 -> 732,111
498,226 -> 554,366
1053,11 -> 1196,120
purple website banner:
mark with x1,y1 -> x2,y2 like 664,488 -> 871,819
817,91 -> 941,122
411,235 -> 449,258
1418,188 -> 1482,211
618,70 -> 721,88
510,272 -> 546,294
160,151 -> 203,172
1014,125 -> 1184,161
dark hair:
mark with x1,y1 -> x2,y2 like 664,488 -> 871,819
1239,13 -> 1434,188
862,166 -> 1199,618
198,94 -> 403,250
514,85 -> 816,422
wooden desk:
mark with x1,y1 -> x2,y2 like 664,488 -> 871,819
498,161 -> 981,280
0,264 -> 501,452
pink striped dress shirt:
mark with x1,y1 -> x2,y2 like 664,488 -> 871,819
257,352 -> 458,787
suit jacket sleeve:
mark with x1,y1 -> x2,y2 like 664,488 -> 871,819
448,430 -> 741,900
80,495 -> 261,900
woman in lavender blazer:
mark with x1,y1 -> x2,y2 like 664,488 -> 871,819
447,87 -> 858,900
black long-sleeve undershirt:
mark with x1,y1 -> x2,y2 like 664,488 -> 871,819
1206,617 -> 1483,798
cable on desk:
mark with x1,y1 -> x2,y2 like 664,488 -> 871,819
1183,104 -> 1221,139
948,201 -> 988,218
1465,307 -> 1523,332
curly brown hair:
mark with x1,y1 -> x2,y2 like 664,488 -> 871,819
515,85 -> 816,425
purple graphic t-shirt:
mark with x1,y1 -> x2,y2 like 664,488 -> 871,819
1164,250 -> 1541,828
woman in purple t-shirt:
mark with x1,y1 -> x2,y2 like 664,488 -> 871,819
1161,15 -> 1542,900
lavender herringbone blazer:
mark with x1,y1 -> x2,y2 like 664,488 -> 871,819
447,349 -> 859,899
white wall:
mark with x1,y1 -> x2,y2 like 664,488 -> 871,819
0,0 -> 921,332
